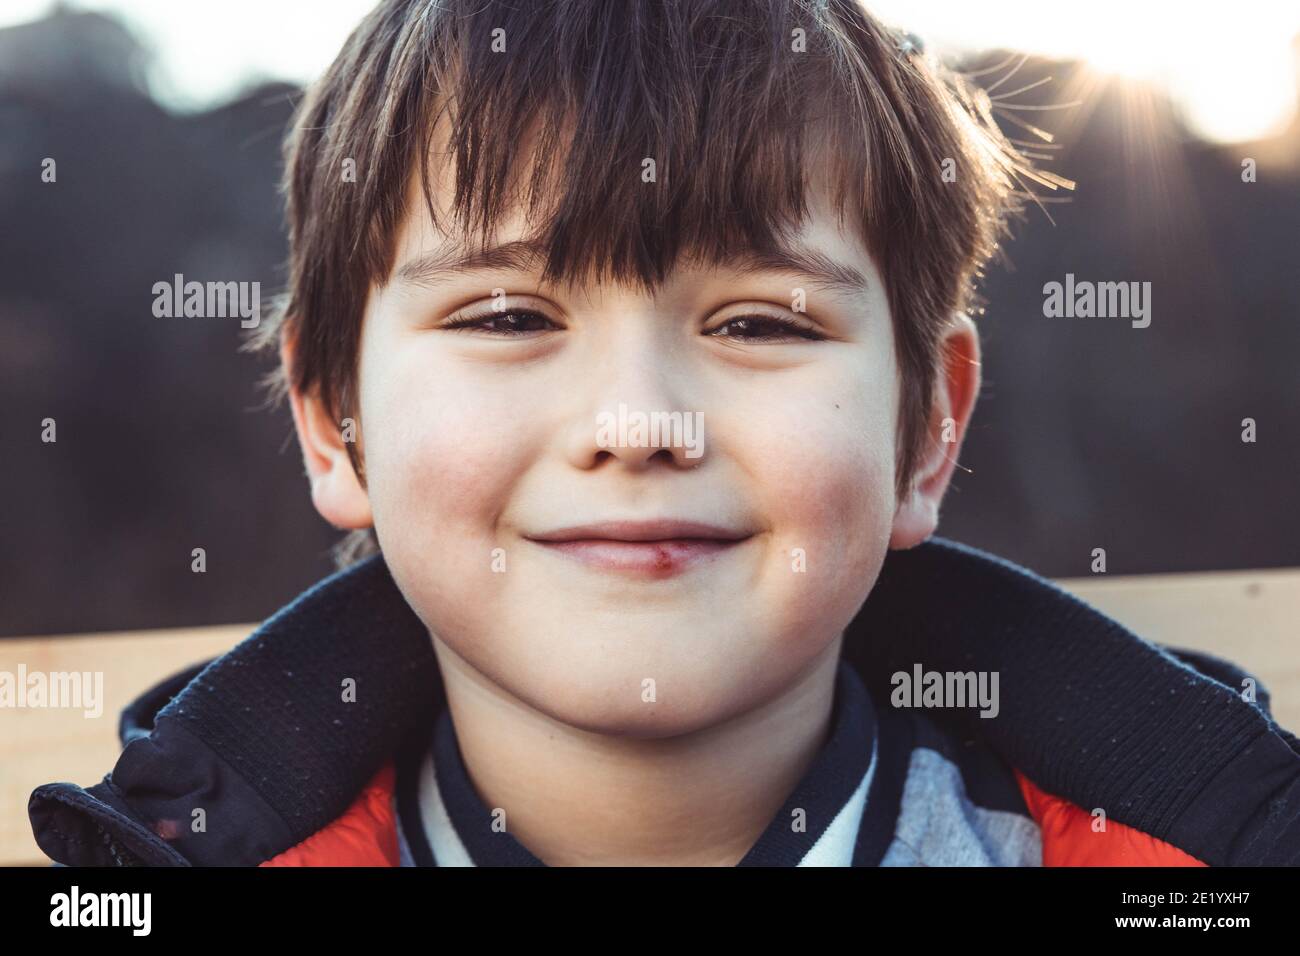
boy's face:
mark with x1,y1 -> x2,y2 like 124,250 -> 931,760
291,149 -> 977,737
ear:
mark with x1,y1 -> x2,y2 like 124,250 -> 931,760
281,333 -> 373,530
889,313 -> 981,549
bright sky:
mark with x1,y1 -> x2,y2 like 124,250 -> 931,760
2,0 -> 1297,143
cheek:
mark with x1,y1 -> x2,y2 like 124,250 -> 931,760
778,415 -> 892,568
358,345 -> 528,549
726,371 -> 897,633
742,374 -> 895,545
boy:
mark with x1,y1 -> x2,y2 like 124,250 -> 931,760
30,0 -> 1300,866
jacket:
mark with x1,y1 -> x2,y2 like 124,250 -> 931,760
28,537 -> 1300,866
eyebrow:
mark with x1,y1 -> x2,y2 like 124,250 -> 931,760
725,246 -> 871,297
392,238 -> 871,297
394,239 -> 551,287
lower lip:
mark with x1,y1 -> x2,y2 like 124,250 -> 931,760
530,538 -> 748,576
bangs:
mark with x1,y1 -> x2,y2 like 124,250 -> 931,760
372,0 -> 913,292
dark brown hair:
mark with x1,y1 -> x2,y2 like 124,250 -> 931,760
253,0 -> 1062,564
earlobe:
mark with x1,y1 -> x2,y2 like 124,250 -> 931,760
889,314 -> 981,550
281,335 -> 374,531
889,486 -> 940,550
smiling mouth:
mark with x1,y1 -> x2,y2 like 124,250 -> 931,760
525,521 -> 753,577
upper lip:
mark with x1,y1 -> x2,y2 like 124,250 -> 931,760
526,520 -> 752,543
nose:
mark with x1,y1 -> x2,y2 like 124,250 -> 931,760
561,334 -> 706,472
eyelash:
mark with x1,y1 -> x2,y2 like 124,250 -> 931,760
441,310 -> 558,335
440,310 -> 825,341
706,315 -> 824,341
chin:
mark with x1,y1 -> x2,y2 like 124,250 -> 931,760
497,650 -> 783,739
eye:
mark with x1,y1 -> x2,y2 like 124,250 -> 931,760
440,309 -> 561,336
704,314 -> 825,341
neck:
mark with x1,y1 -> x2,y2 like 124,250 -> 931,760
429,634 -> 844,866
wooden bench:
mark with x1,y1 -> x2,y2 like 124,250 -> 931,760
3,567 -> 1297,865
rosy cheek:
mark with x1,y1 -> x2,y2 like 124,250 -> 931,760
362,362 -> 523,538
763,421 -> 892,643
750,394 -> 891,512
